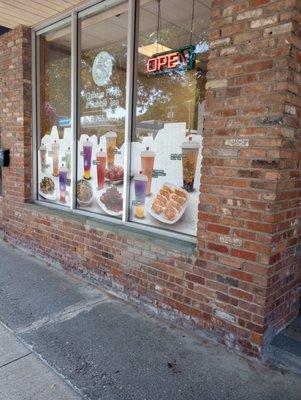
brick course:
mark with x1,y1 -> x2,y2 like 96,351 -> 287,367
0,0 -> 300,359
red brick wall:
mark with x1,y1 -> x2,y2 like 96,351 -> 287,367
199,0 -> 301,353
0,0 -> 300,359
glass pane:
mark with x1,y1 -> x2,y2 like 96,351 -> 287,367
129,0 -> 211,236
77,1 -> 128,219
37,22 -> 72,206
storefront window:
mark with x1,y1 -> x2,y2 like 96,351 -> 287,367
37,22 -> 72,206
129,0 -> 210,236
35,0 -> 211,238
77,2 -> 128,218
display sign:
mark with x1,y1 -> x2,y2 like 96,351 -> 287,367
146,45 -> 195,75
92,51 -> 114,86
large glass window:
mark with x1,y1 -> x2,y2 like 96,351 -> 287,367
35,0 -> 211,238
129,0 -> 210,236
37,22 -> 72,206
77,2 -> 128,218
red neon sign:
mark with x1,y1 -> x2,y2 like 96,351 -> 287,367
146,46 -> 195,75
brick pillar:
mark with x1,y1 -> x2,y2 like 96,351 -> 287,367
0,26 -> 32,233
197,0 -> 301,356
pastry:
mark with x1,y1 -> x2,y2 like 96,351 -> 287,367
171,193 -> 186,204
151,184 -> 188,222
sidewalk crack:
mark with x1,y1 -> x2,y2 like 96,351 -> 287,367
16,297 -> 108,335
0,352 -> 32,370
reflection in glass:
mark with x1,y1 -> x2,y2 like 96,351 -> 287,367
77,1 -> 128,218
129,0 -> 211,236
37,23 -> 72,206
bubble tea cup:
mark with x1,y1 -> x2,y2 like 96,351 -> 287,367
51,140 -> 60,177
83,138 -> 93,180
181,136 -> 200,192
106,131 -> 117,168
134,171 -> 148,219
141,146 -> 155,196
96,148 -> 107,190
59,164 -> 67,203
39,143 -> 47,173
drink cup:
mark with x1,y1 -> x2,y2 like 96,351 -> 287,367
141,146 -> 155,196
59,165 -> 67,203
96,148 -> 107,190
134,171 -> 148,219
106,131 -> 117,168
39,143 -> 47,173
65,146 -> 71,183
181,136 -> 200,192
51,140 -> 60,177
83,138 -> 93,180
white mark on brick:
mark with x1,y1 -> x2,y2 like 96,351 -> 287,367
263,22 -> 293,37
206,79 -> 228,89
263,193 -> 276,201
251,16 -> 278,29
285,105 -> 296,115
210,37 -> 231,48
225,138 -> 249,147
221,207 -> 232,215
220,46 -> 237,56
214,309 -> 236,323
237,9 -> 263,20
220,236 -> 243,247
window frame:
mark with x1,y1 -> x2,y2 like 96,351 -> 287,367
32,0 -> 199,244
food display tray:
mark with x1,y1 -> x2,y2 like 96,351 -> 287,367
146,183 -> 188,225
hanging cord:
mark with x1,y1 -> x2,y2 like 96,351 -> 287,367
156,0 -> 161,53
190,0 -> 195,45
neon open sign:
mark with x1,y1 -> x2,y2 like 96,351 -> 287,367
146,45 -> 195,76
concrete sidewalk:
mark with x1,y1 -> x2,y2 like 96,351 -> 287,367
0,239 -> 300,400
0,323 -> 81,399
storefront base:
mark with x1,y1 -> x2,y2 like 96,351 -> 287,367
0,203 -> 263,357
1,198 -> 299,359
0,0 -> 301,360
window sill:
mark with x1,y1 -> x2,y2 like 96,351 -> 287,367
25,200 -> 197,255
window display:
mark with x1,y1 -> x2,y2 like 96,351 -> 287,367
35,0 -> 211,238
77,4 -> 128,218
37,22 -> 72,206
129,0 -> 209,236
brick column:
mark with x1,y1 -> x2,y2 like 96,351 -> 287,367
197,0 -> 300,356
0,27 -> 32,233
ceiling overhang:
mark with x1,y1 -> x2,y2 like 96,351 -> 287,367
0,0 -> 87,29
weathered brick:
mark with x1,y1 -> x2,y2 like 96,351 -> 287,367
263,22 -> 293,37
251,16 -> 278,28
206,79 -> 228,89
237,9 -> 263,21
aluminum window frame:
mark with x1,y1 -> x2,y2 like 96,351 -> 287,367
32,0 -> 197,244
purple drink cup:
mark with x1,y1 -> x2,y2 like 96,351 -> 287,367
134,173 -> 148,205
83,139 -> 93,180
59,165 -> 67,203
134,172 -> 148,219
